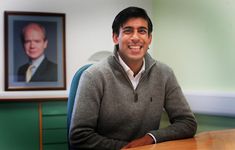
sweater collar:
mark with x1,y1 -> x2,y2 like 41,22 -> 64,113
111,46 -> 156,71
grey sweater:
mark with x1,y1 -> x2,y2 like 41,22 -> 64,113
69,51 -> 197,150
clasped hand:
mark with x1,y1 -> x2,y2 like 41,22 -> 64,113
121,134 -> 154,149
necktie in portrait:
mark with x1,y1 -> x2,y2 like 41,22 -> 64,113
26,65 -> 35,82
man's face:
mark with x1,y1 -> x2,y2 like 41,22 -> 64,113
23,26 -> 48,60
113,17 -> 152,64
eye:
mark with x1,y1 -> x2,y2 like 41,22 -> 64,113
123,28 -> 133,34
35,40 -> 41,43
24,40 -> 31,44
138,28 -> 148,34
122,26 -> 133,34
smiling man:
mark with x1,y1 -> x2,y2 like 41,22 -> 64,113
113,17 -> 151,75
17,23 -> 57,82
69,7 -> 197,150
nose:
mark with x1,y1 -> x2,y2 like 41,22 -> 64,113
29,41 -> 35,48
131,31 -> 140,42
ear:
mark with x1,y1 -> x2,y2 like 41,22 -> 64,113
112,33 -> 119,45
148,34 -> 152,45
44,40 -> 48,49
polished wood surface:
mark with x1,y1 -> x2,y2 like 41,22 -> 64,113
127,129 -> 235,150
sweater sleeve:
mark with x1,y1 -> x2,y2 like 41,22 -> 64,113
69,71 -> 127,150
149,69 -> 197,143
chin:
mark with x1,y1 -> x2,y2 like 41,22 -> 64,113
129,56 -> 144,62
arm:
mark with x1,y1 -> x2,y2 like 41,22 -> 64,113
149,69 -> 197,143
69,71 -> 127,150
122,69 -> 197,149
121,134 -> 154,149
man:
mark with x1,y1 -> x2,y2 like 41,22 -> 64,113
17,23 -> 57,82
69,7 -> 197,150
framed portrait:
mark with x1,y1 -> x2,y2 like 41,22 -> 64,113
4,11 -> 66,91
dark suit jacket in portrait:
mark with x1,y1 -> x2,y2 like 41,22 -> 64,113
17,57 -> 58,82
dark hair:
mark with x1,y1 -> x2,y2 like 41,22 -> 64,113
112,6 -> 153,36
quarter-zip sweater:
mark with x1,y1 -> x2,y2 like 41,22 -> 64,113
69,50 -> 197,150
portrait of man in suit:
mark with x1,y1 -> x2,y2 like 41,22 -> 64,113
17,23 -> 58,82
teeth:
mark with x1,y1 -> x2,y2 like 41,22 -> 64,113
129,46 -> 141,49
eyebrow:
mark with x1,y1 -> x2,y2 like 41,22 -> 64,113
122,26 -> 148,30
139,27 -> 148,30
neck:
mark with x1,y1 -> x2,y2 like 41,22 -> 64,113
126,60 -> 143,76
117,51 -> 144,76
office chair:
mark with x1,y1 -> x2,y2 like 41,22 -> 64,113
67,64 -> 92,148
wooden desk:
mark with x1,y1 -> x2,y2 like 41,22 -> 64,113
127,129 -> 235,150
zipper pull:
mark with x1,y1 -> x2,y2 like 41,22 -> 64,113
134,93 -> 138,102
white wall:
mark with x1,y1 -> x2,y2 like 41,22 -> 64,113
1,0 -> 234,116
153,0 -> 235,116
153,0 -> 235,92
0,0 -> 153,98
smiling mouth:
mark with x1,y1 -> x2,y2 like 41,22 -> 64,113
128,45 -> 143,50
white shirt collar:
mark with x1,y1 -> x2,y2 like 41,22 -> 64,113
31,54 -> 45,68
118,52 -> 145,89
29,54 -> 45,75
118,52 -> 145,75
